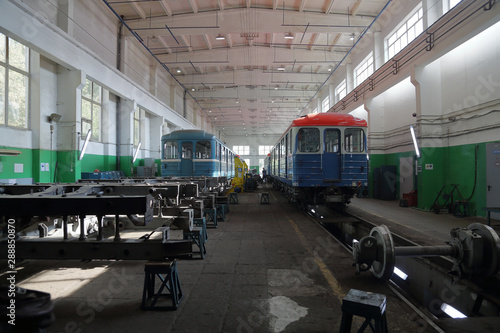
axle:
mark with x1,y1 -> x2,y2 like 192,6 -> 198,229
353,223 -> 500,280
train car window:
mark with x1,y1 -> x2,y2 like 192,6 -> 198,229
289,131 -> 293,154
196,141 -> 211,159
181,142 -> 193,159
164,141 -> 178,159
298,128 -> 320,152
280,139 -> 285,158
344,128 -> 365,152
325,129 -> 340,153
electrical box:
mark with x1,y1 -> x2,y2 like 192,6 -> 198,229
425,164 -> 433,170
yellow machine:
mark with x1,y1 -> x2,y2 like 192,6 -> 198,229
230,155 -> 248,192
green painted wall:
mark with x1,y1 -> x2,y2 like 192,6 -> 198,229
81,154 -> 117,173
1,147 -> 159,182
369,143 -> 488,216
0,147 -> 34,182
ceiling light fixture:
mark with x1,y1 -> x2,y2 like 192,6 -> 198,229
215,34 -> 226,40
277,66 -> 285,71
328,67 -> 332,72
284,32 -> 294,39
349,33 -> 355,41
176,69 -> 181,73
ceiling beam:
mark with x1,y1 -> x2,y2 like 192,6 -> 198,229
309,33 -> 319,50
159,0 -> 172,16
299,0 -> 308,12
218,0 -> 225,11
188,0 -> 198,14
126,8 -> 372,36
130,1 -> 146,20
157,36 -> 173,54
179,35 -> 192,52
351,0 -> 365,16
156,45 -> 344,67
325,0 -> 335,14
203,34 -> 213,50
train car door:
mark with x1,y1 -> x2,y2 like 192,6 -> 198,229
181,141 -> 193,176
323,129 -> 341,181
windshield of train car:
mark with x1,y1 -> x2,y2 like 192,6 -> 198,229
164,141 -> 178,159
344,128 -> 365,152
325,129 -> 340,153
196,141 -> 211,159
182,142 -> 193,159
298,128 -> 320,153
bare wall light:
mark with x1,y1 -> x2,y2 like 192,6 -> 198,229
284,32 -> 294,39
349,33 -> 355,41
79,129 -> 92,160
277,66 -> 285,71
132,141 -> 141,163
215,34 -> 226,40
410,125 -> 420,158
441,303 -> 467,319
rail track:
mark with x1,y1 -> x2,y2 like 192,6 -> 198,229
300,202 -> 500,332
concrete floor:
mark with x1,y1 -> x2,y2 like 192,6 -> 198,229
10,188 -> 461,332
348,197 -> 499,246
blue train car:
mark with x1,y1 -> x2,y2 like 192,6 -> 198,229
161,130 -> 235,178
269,113 -> 368,207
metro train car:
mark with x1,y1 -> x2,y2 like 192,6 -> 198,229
269,113 -> 368,207
161,129 -> 235,179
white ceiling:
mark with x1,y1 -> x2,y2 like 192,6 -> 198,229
103,0 -> 389,136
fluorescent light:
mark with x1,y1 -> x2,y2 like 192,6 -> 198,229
176,69 -> 181,73
410,125 -> 420,158
393,267 -> 408,280
349,34 -> 355,41
328,67 -> 332,71
284,33 -> 294,39
277,66 -> 285,71
79,129 -> 92,160
132,141 -> 141,163
441,303 -> 467,318
215,34 -> 225,40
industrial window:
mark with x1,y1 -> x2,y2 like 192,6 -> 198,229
335,80 -> 347,102
344,128 -> 365,153
133,107 -> 142,147
196,141 -> 211,159
322,96 -> 330,113
325,129 -> 340,153
387,6 -> 423,59
163,141 -> 178,159
81,79 -> 102,141
0,33 -> 29,129
355,53 -> 374,86
298,128 -> 320,153
258,145 -> 272,155
182,142 -> 192,159
233,145 -> 249,155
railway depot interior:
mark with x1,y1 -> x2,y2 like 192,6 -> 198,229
1,0 -> 500,332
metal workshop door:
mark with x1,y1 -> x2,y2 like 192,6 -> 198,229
399,157 -> 414,197
486,142 -> 500,220
181,142 -> 193,176
323,129 -> 341,181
